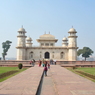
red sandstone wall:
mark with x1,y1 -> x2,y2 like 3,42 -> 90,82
0,60 -> 95,65
0,60 -> 30,64
56,61 -> 95,65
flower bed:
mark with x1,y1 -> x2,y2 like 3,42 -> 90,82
76,70 -> 95,80
0,70 -> 18,79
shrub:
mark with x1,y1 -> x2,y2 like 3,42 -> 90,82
18,63 -> 23,69
72,66 -> 77,69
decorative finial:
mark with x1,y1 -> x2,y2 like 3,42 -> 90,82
49,31 -> 50,34
72,26 -> 73,28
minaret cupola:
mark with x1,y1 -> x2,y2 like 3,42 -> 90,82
26,37 -> 32,47
18,26 -> 26,36
68,27 -> 77,36
62,37 -> 68,47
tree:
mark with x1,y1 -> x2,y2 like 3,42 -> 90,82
77,47 -> 94,61
2,40 -> 12,60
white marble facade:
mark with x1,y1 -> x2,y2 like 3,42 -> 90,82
16,27 -> 78,61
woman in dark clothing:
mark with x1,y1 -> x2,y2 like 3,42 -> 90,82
44,64 -> 48,76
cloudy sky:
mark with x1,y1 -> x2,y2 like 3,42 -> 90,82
0,0 -> 95,59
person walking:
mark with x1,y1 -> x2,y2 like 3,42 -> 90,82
39,59 -> 42,67
30,60 -> 33,66
50,59 -> 53,65
48,63 -> 50,69
54,60 -> 56,65
42,59 -> 45,67
44,61 -> 48,66
44,64 -> 48,76
32,59 -> 35,67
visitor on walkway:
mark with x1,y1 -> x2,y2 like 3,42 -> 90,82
30,60 -> 33,66
39,59 -> 42,67
50,59 -> 53,65
48,63 -> 50,69
42,59 -> 45,67
44,64 -> 48,76
44,61 -> 48,66
32,59 -> 35,67
54,60 -> 56,65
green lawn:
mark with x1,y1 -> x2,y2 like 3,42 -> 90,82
0,67 -> 19,74
67,67 -> 95,82
0,67 -> 27,82
75,67 -> 95,75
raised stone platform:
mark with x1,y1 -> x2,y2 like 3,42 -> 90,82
0,65 -> 95,95
0,60 -> 95,67
0,65 -> 43,95
61,64 -> 95,67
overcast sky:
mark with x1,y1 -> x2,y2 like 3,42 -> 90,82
0,0 -> 95,58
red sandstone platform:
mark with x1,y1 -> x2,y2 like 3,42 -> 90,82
0,65 -> 95,95
49,65 -> 95,95
0,65 -> 43,95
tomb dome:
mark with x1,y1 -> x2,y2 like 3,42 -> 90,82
40,34 -> 55,39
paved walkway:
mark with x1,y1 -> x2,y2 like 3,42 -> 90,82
0,65 -> 43,95
50,65 -> 95,95
40,65 -> 95,95
0,65 -> 95,95
40,69 -> 57,95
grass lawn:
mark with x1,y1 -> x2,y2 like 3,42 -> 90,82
67,67 -> 95,82
0,67 -> 19,74
0,67 -> 27,82
75,67 -> 95,75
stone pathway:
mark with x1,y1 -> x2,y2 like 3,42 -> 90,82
40,65 -> 95,95
40,69 -> 57,95
50,65 -> 95,95
0,65 -> 95,95
0,65 -> 43,95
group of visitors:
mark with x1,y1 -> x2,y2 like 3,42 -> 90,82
38,59 -> 50,76
30,59 -> 57,77
38,59 -> 50,67
39,59 -> 56,66
38,59 -> 57,76
50,59 -> 56,65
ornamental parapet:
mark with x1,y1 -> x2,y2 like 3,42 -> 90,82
16,46 -> 68,49
26,46 -> 68,49
37,39 -> 58,42
17,35 -> 27,37
16,46 -> 26,49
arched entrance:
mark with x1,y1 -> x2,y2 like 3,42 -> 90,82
30,52 -> 33,59
44,52 -> 50,59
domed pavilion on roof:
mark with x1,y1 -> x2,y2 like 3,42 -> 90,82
37,33 -> 58,47
16,27 -> 78,61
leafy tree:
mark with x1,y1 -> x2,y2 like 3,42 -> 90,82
2,40 -> 12,60
77,47 -> 94,61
